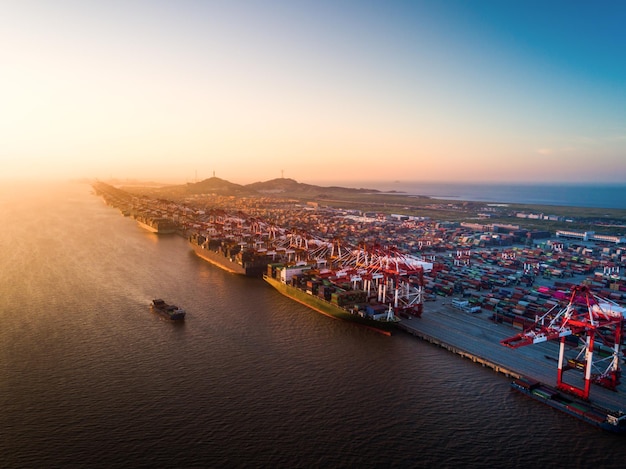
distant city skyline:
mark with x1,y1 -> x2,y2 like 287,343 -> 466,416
2,0 -> 625,184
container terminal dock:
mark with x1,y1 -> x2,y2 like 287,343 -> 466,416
398,291 -> 626,433
93,180 -> 626,431
397,299 -> 626,413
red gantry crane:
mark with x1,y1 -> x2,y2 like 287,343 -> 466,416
355,244 -> 431,318
501,284 -> 624,400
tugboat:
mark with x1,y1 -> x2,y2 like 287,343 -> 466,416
150,299 -> 186,321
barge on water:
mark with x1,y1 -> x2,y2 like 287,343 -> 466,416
511,376 -> 626,433
151,299 -> 186,321
264,264 -> 400,335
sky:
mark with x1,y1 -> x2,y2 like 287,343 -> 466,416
1,0 -> 625,184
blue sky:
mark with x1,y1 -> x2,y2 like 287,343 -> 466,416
1,0 -> 625,183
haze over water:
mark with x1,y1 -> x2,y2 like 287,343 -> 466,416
2,182 -> 625,468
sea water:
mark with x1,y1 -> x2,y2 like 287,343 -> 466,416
310,181 -> 626,210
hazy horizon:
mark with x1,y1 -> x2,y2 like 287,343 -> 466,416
4,175 -> 626,189
2,1 -> 625,184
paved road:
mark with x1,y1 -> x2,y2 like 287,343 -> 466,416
400,299 -> 626,412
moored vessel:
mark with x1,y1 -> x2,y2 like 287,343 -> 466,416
151,299 -> 186,321
189,233 -> 269,277
263,265 -> 399,335
511,376 -> 626,433
136,217 -> 178,234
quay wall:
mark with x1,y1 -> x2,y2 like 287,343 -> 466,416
396,322 -> 521,379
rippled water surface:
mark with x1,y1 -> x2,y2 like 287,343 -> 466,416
1,182 -> 625,468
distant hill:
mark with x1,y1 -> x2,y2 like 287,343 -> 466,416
185,177 -> 250,195
136,177 -> 381,198
124,177 -> 252,198
247,178 -> 379,195
246,177 -> 312,193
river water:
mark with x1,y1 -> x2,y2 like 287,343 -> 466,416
1,182 -> 625,468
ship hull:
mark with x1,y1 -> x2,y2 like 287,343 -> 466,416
191,243 -> 247,275
151,308 -> 186,321
137,220 -> 159,233
136,220 -> 176,234
150,299 -> 186,321
511,377 -> 626,433
190,243 -> 267,277
263,274 -> 397,335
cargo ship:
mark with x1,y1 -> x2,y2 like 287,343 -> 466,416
136,216 -> 178,234
511,376 -> 626,433
189,233 -> 270,277
264,264 -> 400,335
150,299 -> 186,321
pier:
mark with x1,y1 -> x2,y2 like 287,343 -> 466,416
397,321 -> 520,379
397,300 -> 626,413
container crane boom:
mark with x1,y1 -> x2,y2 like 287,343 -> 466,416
500,284 -> 624,400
